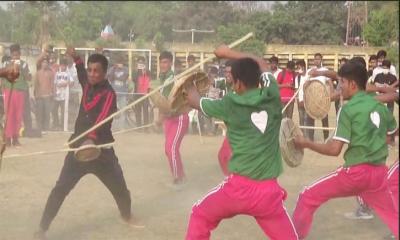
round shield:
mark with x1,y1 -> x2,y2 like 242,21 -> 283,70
303,80 -> 331,120
169,71 -> 210,115
279,118 -> 304,168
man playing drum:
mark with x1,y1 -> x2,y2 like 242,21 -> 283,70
34,48 -> 139,240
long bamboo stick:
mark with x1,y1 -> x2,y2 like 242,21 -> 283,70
66,32 -> 254,146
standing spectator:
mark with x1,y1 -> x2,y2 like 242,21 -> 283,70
373,60 -> 398,144
187,54 -> 196,69
52,58 -> 73,130
367,55 -> 378,79
295,59 -> 308,134
277,60 -> 296,118
108,56 -> 129,129
305,53 -> 333,141
269,56 -> 282,80
373,50 -> 397,78
1,44 -> 31,146
133,56 -> 151,129
66,56 -> 79,127
0,55 -> 11,121
34,58 -> 54,133
49,51 -> 59,73
174,58 -> 184,75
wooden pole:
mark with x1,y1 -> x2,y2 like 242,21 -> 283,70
66,33 -> 254,146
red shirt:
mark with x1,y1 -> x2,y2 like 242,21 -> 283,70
277,70 -> 295,103
136,72 -> 150,94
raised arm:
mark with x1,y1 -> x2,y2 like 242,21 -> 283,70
214,45 -> 269,72
0,63 -> 19,82
66,47 -> 87,87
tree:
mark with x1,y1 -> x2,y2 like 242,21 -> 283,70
363,2 -> 399,47
216,24 -> 265,56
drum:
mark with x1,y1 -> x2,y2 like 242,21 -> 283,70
74,139 -> 101,162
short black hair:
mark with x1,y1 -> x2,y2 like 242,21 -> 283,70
187,54 -> 195,61
287,60 -> 295,70
349,56 -> 366,69
295,59 -> 306,69
338,62 -> 367,90
137,56 -> 146,62
269,56 -> 278,64
377,50 -> 387,58
10,43 -> 20,53
87,53 -> 108,72
314,53 -> 323,59
159,51 -> 173,61
382,60 -> 391,68
231,58 -> 261,89
369,55 -> 378,62
225,60 -> 234,67
340,57 -> 348,64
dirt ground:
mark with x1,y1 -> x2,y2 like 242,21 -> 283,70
0,105 -> 398,240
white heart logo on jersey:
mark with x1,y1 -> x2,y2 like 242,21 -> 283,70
251,111 -> 268,133
370,111 -> 380,128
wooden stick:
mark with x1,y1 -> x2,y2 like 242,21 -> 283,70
3,142 -> 115,160
113,123 -> 155,135
195,110 -> 204,144
298,126 -> 336,131
66,32 -> 254,146
282,88 -> 301,114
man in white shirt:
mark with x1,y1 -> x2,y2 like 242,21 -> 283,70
372,50 -> 397,80
270,56 -> 282,80
295,59 -> 308,135
304,53 -> 333,141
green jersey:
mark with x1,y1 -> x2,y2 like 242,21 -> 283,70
200,73 -> 283,180
159,70 -> 174,97
333,91 -> 398,167
1,60 -> 31,91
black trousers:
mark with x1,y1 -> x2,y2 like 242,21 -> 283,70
39,148 -> 131,231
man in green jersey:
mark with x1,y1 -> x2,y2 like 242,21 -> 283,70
293,61 -> 398,239
184,45 -> 298,240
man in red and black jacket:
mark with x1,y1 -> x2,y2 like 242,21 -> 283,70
35,47 -> 139,240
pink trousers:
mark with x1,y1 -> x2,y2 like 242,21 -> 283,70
217,137 -> 232,176
388,161 -> 399,213
293,164 -> 399,239
185,174 -> 299,240
163,114 -> 189,181
3,89 -> 25,138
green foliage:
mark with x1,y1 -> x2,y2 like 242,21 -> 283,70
153,32 -> 165,52
135,37 -> 147,49
0,1 -> 397,48
363,2 -> 399,46
216,24 -> 265,56
247,1 -> 346,45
